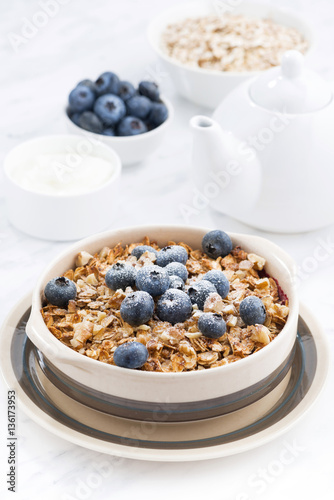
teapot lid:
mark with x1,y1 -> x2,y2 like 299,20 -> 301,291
249,50 -> 332,114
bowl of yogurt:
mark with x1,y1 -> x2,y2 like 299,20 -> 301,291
4,135 -> 122,241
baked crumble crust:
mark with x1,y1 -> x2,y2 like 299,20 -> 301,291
41,237 -> 289,372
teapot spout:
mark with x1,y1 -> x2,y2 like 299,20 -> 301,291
190,115 -> 262,216
190,115 -> 237,172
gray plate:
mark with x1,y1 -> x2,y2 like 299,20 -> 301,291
0,295 -> 329,461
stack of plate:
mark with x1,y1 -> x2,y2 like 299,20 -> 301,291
0,294 -> 328,461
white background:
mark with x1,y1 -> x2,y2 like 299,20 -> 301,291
0,0 -> 334,499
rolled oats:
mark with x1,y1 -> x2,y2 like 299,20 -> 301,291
161,14 -> 308,72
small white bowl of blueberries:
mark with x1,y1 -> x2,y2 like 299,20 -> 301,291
66,71 -> 173,165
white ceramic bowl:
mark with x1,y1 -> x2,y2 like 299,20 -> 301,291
26,225 -> 298,420
65,97 -> 173,166
4,135 -> 121,241
147,1 -> 314,108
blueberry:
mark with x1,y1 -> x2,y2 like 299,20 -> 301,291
156,245 -> 188,267
168,275 -> 185,291
68,110 -> 81,126
203,270 -> 230,299
95,71 -> 120,96
138,81 -> 160,101
77,79 -> 96,93
202,230 -> 233,259
148,102 -> 168,127
113,341 -> 149,369
117,116 -> 147,136
145,121 -> 156,132
44,277 -> 77,308
120,291 -> 154,327
135,265 -> 170,297
78,111 -> 103,134
118,81 -> 136,101
68,85 -> 95,113
239,296 -> 266,326
126,96 -> 152,120
105,262 -> 136,291
94,94 -> 126,126
198,313 -> 226,339
131,245 -> 158,259
165,262 -> 188,282
102,127 -> 115,136
156,289 -> 192,324
188,280 -> 217,310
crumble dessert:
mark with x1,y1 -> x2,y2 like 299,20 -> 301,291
41,231 -> 289,372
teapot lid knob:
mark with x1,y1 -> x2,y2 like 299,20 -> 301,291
281,50 -> 304,79
249,50 -> 333,114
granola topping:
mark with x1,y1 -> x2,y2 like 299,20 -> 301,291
41,237 -> 289,372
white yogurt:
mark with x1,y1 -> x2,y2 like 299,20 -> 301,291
10,152 -> 114,195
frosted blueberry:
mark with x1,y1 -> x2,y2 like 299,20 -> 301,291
165,262 -> 188,282
156,245 -> 188,267
168,275 -> 185,291
203,270 -> 230,299
239,296 -> 266,325
44,277 -> 77,308
131,245 -> 158,259
188,280 -> 217,310
120,291 -> 154,327
202,230 -> 233,259
113,342 -> 149,369
198,313 -> 227,339
105,262 -> 136,291
156,289 -> 192,324
135,265 -> 170,297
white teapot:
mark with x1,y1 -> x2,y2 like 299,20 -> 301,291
190,51 -> 334,233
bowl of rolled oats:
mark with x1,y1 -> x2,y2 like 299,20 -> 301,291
147,1 -> 313,108
26,225 -> 298,422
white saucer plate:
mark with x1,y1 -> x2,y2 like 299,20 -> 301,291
0,294 -> 329,462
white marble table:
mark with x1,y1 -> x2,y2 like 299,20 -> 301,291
1,0 -> 334,499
